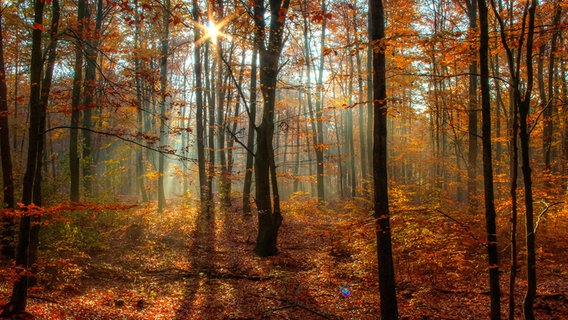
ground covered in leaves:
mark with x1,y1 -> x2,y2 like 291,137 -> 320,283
1,193 -> 568,319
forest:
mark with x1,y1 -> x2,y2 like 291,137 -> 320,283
0,0 -> 567,318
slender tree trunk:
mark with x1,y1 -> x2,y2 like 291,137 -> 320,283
520,98 -> 536,320
333,109 -> 344,197
537,45 -> 549,168
157,0 -> 170,212
70,0 -> 86,202
225,55 -> 245,205
193,0 -> 208,212
370,0 -> 398,318
213,3 -> 230,207
301,6 -> 320,200
509,99 -> 519,320
28,0 -> 60,285
366,8 -> 373,192
314,0 -> 327,203
82,0 -> 103,197
356,37 -> 368,188
134,0 -> 148,202
0,12 -> 15,260
206,43 -> 216,205
243,46 -> 257,214
3,0 -> 46,314
346,25 -> 357,197
541,2 -> 562,177
478,0 -> 500,317
466,0 -> 479,211
293,71 -> 304,193
520,1 -> 537,317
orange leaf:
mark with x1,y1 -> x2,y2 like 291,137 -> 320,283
33,23 -> 44,31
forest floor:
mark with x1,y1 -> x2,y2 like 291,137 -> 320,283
1,192 -> 568,319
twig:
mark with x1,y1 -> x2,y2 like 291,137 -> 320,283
534,201 -> 563,234
43,126 -> 197,163
225,125 -> 255,156
219,54 -> 254,127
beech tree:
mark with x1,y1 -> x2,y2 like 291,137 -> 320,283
0,8 -> 15,260
252,0 -> 291,257
370,0 -> 398,318
490,0 -> 539,317
157,0 -> 170,213
478,0 -> 500,317
3,0 -> 59,314
69,0 -> 85,202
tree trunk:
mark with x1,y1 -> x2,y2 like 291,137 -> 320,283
192,0 -> 208,212
466,0 -> 479,211
541,2 -> 562,177
0,11 -> 15,260
225,54 -> 245,205
82,0 -> 103,198
243,46 -> 257,214
314,0 -> 327,203
205,43 -> 216,206
134,0 -> 148,202
478,0 -> 501,317
346,24 -> 357,197
27,0 -> 60,286
157,0 -> 170,212
252,0 -> 289,257
520,1 -> 537,318
356,34 -> 368,189
70,0 -> 86,202
3,0 -> 47,314
370,0 -> 398,318
509,96 -> 519,320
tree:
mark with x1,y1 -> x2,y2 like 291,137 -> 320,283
370,0 -> 398,318
465,0 -> 479,210
193,0 -> 208,212
133,0 -> 148,203
157,0 -> 170,213
0,7 -> 15,260
478,0 -> 500,317
490,0 -> 538,317
81,0 -> 104,197
70,0 -> 86,202
252,0 -> 291,257
538,0 -> 562,177
242,45 -> 258,215
3,0 -> 59,314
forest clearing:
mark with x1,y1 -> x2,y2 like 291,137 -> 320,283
1,194 -> 568,319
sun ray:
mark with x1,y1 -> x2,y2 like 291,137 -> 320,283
191,14 -> 234,47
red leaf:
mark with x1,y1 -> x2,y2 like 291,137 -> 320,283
33,23 -> 44,31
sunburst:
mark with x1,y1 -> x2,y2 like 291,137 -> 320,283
193,13 -> 233,46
